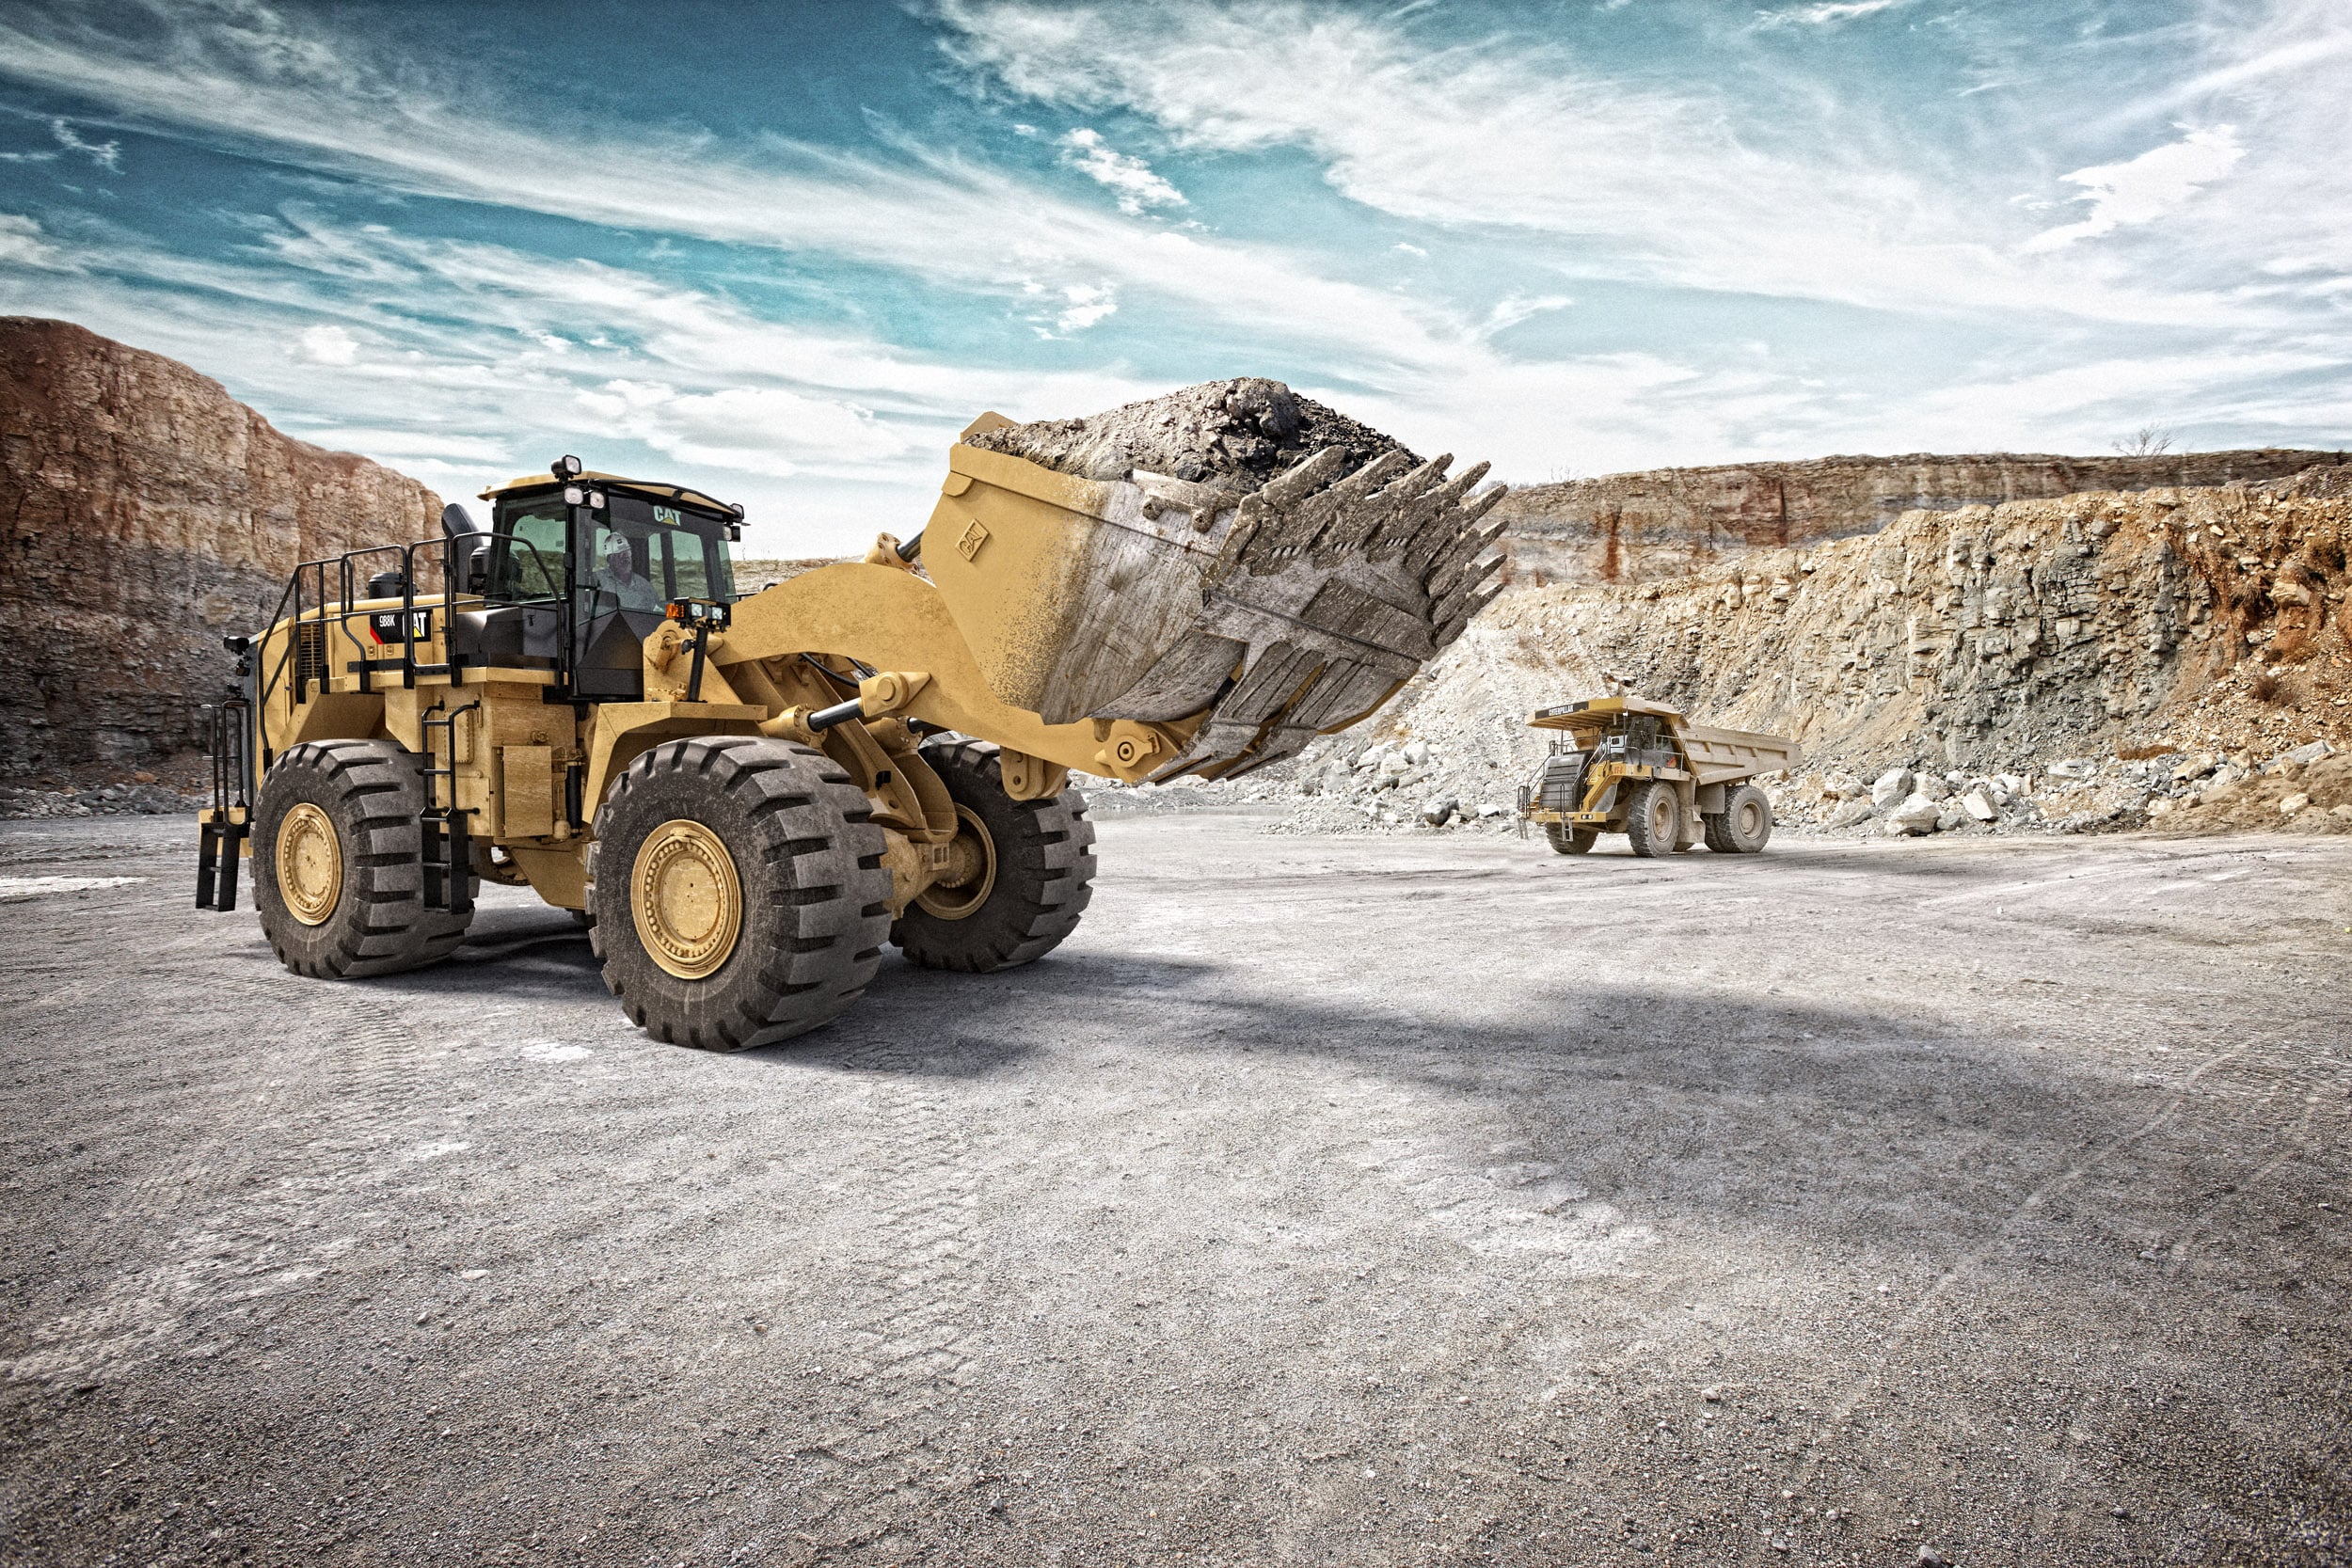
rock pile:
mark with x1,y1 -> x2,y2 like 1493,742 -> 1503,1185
1768,739 -> 2349,838
962,377 -> 1410,494
1,780 -> 206,819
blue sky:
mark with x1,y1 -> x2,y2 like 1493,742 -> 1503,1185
0,0 -> 2345,557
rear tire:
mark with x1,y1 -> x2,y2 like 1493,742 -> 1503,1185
1705,783 -> 1773,852
252,739 -> 475,978
892,739 -> 1097,973
1545,822 -> 1597,855
1623,780 -> 1681,860
589,736 -> 891,1051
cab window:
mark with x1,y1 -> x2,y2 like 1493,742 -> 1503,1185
666,526 -> 734,601
493,499 -> 568,600
597,494 -> 736,605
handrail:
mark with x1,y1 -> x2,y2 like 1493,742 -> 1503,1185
249,529 -> 572,766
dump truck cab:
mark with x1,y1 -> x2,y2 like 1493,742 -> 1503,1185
1516,694 -> 1798,859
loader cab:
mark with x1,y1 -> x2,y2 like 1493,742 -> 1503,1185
476,464 -> 742,700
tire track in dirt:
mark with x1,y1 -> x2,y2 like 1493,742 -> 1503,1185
3,965 -> 459,1389
1329,1069 -> 1658,1281
782,1042 -> 993,1561
1786,1040 -> 2258,1509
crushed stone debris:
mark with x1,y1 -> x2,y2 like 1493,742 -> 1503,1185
962,377 -> 1414,494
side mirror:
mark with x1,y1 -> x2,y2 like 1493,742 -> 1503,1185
465,539 -> 491,594
440,502 -> 481,537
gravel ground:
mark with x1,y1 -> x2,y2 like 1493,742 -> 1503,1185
3,812 -> 2348,1567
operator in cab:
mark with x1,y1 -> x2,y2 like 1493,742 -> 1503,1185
594,530 -> 662,613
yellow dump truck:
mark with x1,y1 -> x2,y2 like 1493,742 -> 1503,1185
197,420 -> 1506,1049
1515,695 -> 1799,858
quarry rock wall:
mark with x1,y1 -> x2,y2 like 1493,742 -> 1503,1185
1268,468 -> 2351,834
0,318 -> 440,779
1496,449 -> 2341,585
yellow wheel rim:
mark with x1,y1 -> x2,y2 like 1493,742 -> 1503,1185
277,801 -> 343,927
632,819 -> 743,980
914,804 -> 997,922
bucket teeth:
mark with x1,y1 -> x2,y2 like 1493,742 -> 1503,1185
1128,444 -> 1509,782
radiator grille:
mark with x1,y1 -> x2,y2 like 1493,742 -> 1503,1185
1538,752 -> 1589,813
293,622 -> 329,689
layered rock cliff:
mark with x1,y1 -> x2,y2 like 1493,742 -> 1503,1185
0,318 -> 440,781
1496,449 -> 2341,585
1268,467 -> 2351,834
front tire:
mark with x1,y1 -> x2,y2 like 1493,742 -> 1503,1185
252,739 -> 474,978
1545,822 -> 1597,855
590,737 -> 891,1051
1623,780 -> 1682,860
891,739 -> 1096,973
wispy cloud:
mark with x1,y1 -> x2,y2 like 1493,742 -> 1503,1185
574,381 -> 913,479
1753,0 -> 1910,29
0,0 -> 2342,545
0,0 -> 1457,366
2023,125 -> 2244,253
0,213 -> 72,270
1057,128 -> 1185,214
48,117 -> 119,169
931,0 -> 2265,325
289,321 -> 357,365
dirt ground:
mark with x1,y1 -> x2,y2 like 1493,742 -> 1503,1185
3,812 -> 2347,1567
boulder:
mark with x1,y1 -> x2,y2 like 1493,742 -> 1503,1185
1961,788 -> 2000,822
1886,793 -> 1944,835
1827,800 -> 1877,830
2280,792 -> 2312,817
1422,797 -> 1458,827
1870,768 -> 1915,807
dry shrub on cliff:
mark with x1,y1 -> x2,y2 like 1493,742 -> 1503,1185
2249,670 -> 2282,703
2268,628 -> 2315,665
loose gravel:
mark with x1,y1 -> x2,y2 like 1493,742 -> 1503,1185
3,813 -> 2347,1566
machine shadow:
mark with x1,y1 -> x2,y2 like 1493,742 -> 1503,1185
810,945 -> 2302,1314
349,896 -> 2314,1314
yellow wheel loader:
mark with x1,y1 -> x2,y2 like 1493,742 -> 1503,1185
196,417 -> 1507,1050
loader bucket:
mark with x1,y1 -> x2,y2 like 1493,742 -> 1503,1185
919,440 -> 1508,780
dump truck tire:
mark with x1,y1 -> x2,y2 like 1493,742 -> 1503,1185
589,736 -> 891,1052
1706,784 -> 1773,853
1545,823 -> 1597,855
892,738 -> 1097,973
251,739 -> 474,979
1623,780 -> 1681,860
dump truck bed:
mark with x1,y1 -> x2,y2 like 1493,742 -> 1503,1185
1527,696 -> 1798,785
1672,722 -> 1802,785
